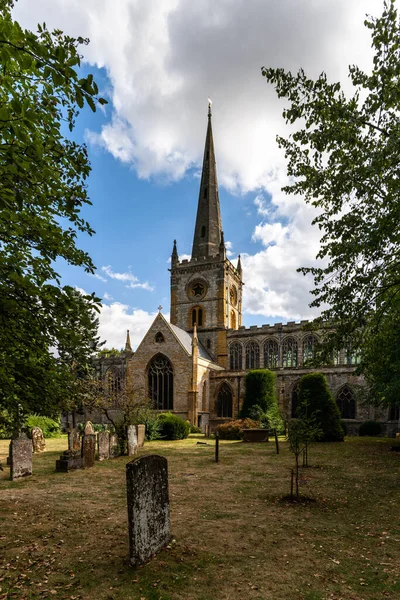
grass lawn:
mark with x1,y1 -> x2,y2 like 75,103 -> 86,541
0,435 -> 399,600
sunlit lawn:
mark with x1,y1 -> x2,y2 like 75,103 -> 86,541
0,434 -> 399,600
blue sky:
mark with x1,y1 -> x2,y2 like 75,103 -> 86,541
14,0 -> 377,348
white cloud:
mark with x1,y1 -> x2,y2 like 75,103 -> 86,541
101,265 -> 154,291
103,292 -> 113,301
89,272 -> 108,283
98,302 -> 158,349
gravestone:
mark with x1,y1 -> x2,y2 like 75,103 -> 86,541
10,436 -> 33,480
127,425 -> 138,456
84,421 -> 95,435
109,433 -> 120,458
82,434 -> 96,468
137,424 -> 145,448
126,455 -> 170,565
68,428 -> 81,452
31,427 -> 46,453
98,431 -> 110,460
55,450 -> 83,472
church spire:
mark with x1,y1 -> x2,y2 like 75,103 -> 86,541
191,102 -> 222,259
125,329 -> 132,353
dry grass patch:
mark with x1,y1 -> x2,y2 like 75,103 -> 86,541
0,435 -> 399,600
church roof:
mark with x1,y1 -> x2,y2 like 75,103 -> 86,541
191,103 -> 223,259
169,322 -> 212,361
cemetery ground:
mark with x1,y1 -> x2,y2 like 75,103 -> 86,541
0,436 -> 399,600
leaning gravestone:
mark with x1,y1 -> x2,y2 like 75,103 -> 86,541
98,431 -> 110,460
10,436 -> 33,481
31,427 -> 46,453
127,425 -> 138,456
109,433 -> 120,458
137,424 -> 145,448
68,428 -> 81,452
82,434 -> 96,468
126,455 -> 171,565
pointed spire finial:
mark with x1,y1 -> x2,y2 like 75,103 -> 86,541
171,239 -> 178,266
125,329 -> 132,353
237,254 -> 242,274
219,230 -> 226,259
208,97 -> 212,119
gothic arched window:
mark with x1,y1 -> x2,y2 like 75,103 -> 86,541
148,354 -> 173,410
191,306 -> 204,327
291,381 -> 300,417
155,332 -> 165,343
263,339 -> 279,368
336,385 -> 356,419
201,225 -> 206,238
229,342 -> 243,371
282,337 -> 298,368
303,335 -> 317,364
217,383 -> 233,418
245,341 -> 260,369
105,366 -> 122,407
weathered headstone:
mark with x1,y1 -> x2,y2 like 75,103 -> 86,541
82,434 -> 96,468
98,431 -> 110,460
31,427 -> 46,453
84,421 -> 95,435
109,433 -> 120,458
126,455 -> 171,565
137,424 -> 145,448
55,450 -> 83,472
10,436 -> 32,480
127,425 -> 138,456
68,428 -> 81,452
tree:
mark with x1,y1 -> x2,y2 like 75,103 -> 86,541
298,373 -> 344,442
287,416 -> 321,501
263,1 -> 400,406
0,2 -> 107,428
240,369 -> 276,418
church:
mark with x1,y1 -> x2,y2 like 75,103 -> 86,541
93,106 -> 398,437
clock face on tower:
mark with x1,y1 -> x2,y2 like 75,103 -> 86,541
188,280 -> 207,300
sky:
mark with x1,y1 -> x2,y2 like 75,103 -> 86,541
14,0 -> 379,349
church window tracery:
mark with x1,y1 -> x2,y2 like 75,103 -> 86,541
336,385 -> 356,419
105,366 -> 122,407
282,337 -> 298,368
217,383 -> 233,418
263,339 -> 279,368
229,342 -> 243,370
148,354 -> 173,410
302,335 -> 317,364
245,341 -> 260,369
155,332 -> 165,343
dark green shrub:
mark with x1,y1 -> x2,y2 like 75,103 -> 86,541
158,413 -> 190,440
240,370 -> 276,418
215,418 -> 260,440
298,373 -> 344,442
359,420 -> 382,436
25,415 -> 61,438
341,420 -> 348,436
0,409 -> 14,439
190,424 -> 202,434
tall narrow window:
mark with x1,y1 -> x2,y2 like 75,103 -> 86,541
230,310 -> 236,329
201,225 -> 206,237
263,339 -> 279,368
229,342 -> 243,370
303,335 -> 317,364
191,306 -> 204,327
346,348 -> 362,365
245,341 -> 260,369
106,366 -> 122,406
203,187 -> 208,199
148,354 -> 173,410
336,385 -> 356,419
282,337 -> 298,368
389,406 -> 400,421
291,381 -> 300,417
217,383 -> 233,418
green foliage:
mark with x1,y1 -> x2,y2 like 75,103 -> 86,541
287,415 -> 322,499
240,370 -> 276,418
134,406 -> 162,441
25,415 -> 60,438
263,1 -> 400,407
359,420 -> 382,437
190,424 -> 202,434
215,418 -> 260,440
0,5 -> 106,428
96,348 -> 124,358
298,373 -> 344,442
341,420 -> 348,436
158,413 -> 190,440
0,409 -> 14,439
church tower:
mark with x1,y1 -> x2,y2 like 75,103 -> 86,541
170,104 -> 243,367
